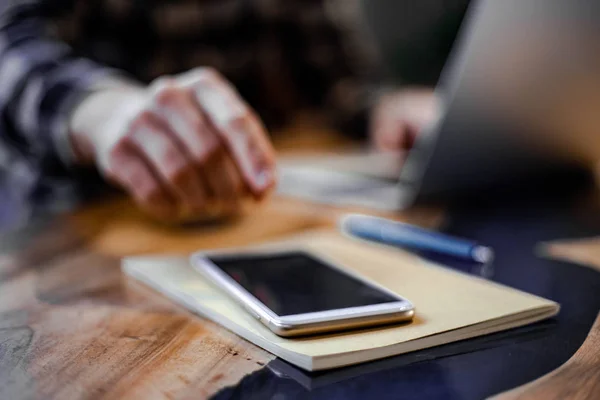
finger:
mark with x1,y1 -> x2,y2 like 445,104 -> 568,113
175,68 -> 276,196
127,111 -> 207,212
149,79 -> 221,166
149,77 -> 249,209
204,149 -> 247,211
199,85 -> 275,195
105,144 -> 178,220
403,122 -> 420,149
220,150 -> 245,200
373,117 -> 408,151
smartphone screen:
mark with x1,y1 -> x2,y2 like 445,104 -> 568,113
207,251 -> 399,317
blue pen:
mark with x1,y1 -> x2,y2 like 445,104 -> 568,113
340,214 -> 494,264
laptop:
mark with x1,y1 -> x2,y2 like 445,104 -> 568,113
277,0 -> 598,210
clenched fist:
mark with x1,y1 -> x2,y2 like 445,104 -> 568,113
69,68 -> 276,221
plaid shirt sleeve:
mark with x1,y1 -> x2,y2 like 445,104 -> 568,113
0,0 -> 121,165
0,0 -> 121,220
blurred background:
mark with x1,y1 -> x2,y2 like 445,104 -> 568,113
0,0 -> 471,229
2,0 -> 600,230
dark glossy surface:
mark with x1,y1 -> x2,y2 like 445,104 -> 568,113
212,187 -> 600,400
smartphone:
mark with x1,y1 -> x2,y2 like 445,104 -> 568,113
190,249 -> 414,337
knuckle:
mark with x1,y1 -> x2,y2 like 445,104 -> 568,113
153,86 -> 183,107
149,76 -> 175,93
129,110 -> 155,130
190,126 -> 220,165
199,66 -> 218,78
129,172 -> 148,190
195,66 -> 222,84
223,112 -> 253,135
164,158 -> 191,185
190,118 -> 209,138
192,150 -> 210,166
188,118 -> 208,138
106,139 -> 130,165
243,108 -> 258,121
161,144 -> 182,165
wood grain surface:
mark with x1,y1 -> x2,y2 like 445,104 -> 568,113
537,237 -> 600,273
1,125 -> 599,399
491,312 -> 600,400
0,127 -> 443,400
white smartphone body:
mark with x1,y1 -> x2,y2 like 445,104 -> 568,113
190,249 -> 414,337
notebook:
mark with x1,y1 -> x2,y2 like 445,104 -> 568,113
122,231 -> 559,371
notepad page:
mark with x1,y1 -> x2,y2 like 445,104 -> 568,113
122,232 -> 558,370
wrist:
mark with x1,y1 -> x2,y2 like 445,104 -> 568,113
69,86 -> 146,166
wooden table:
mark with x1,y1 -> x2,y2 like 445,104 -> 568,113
1,127 -> 599,399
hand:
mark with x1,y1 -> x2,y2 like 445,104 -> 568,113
69,68 -> 276,221
370,88 -> 440,152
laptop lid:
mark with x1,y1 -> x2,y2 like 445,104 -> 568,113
392,0 -> 597,207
